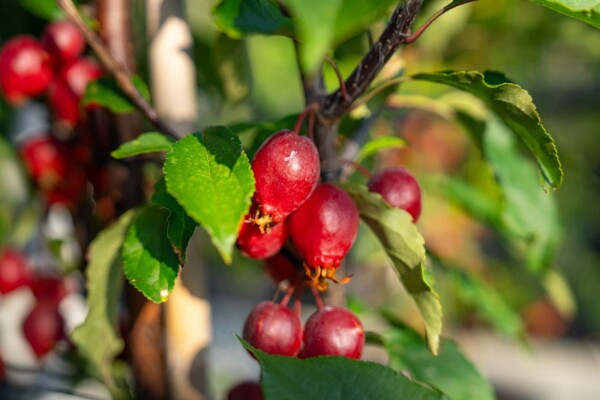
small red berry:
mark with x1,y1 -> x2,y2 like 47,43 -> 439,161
263,253 -> 299,284
237,214 -> 288,260
22,301 -> 64,358
227,381 -> 264,400
28,276 -> 68,305
302,306 -> 364,359
368,166 -> 422,222
42,21 -> 85,65
48,79 -> 81,125
0,36 -> 53,104
0,248 -> 30,295
243,301 -> 302,357
288,184 -> 359,270
251,130 -> 320,224
60,58 -> 102,97
19,135 -> 68,191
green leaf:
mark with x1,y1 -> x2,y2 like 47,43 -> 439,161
212,0 -> 294,38
163,127 -> 255,264
523,0 -> 600,28
411,70 -> 563,189
445,177 -> 501,225
343,183 -> 442,354
240,338 -> 444,400
483,117 -> 561,272
121,206 -> 180,303
282,0 -> 397,73
355,136 -> 406,163
152,177 -> 197,263
82,75 -> 151,114
384,327 -> 495,400
111,132 -> 175,159
18,0 -> 63,20
71,210 -> 136,396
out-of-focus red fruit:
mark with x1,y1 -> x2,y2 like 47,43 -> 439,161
0,352 -> 5,381
251,130 -> 320,224
46,167 -> 88,208
28,276 -> 68,305
22,301 -> 64,358
237,218 -> 288,260
263,253 -> 298,284
302,306 -> 364,359
227,380 -> 264,400
19,135 -> 68,191
243,301 -> 302,357
523,299 -> 569,339
61,58 -> 102,97
367,166 -> 422,222
42,21 -> 85,65
0,36 -> 53,104
0,248 -> 30,295
48,79 -> 81,125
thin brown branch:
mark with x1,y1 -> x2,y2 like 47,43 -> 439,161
57,0 -> 182,140
404,0 -> 478,44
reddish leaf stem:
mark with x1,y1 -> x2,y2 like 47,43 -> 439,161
403,0 -> 478,44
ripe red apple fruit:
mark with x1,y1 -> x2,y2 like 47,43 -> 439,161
42,21 -> 85,65
0,248 -> 30,295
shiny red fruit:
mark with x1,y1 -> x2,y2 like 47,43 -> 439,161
0,248 -> 30,295
263,253 -> 299,284
302,306 -> 364,359
251,130 -> 320,223
243,301 -> 302,357
48,79 -> 80,125
0,36 -> 53,104
28,276 -> 68,305
42,21 -> 85,65
22,301 -> 64,358
237,218 -> 288,260
227,381 -> 264,400
368,166 -> 422,222
288,184 -> 359,269
61,58 -> 102,97
19,135 -> 68,191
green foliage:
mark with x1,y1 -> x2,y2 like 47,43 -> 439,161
121,206 -> 180,303
411,70 -> 563,189
382,324 -> 495,400
111,132 -> 175,159
163,127 -> 255,264
17,0 -> 63,20
355,136 -> 406,163
71,210 -> 136,398
82,75 -> 151,114
0,136 -> 30,246
151,178 -> 198,263
241,338 -> 444,400
523,0 -> 600,28
212,0 -> 294,38
343,183 -> 442,355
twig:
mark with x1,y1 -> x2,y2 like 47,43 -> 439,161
404,0 -> 478,44
325,56 -> 348,102
57,0 -> 181,140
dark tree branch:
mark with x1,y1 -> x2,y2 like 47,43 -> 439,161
57,0 -> 182,140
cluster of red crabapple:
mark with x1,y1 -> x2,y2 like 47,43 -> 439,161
228,126 -> 422,398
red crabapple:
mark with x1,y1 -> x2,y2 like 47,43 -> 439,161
19,135 -> 68,191
22,301 -> 64,358
263,253 -> 299,284
42,21 -> 85,65
243,301 -> 302,357
227,381 -> 264,400
237,212 -> 288,260
367,166 -> 422,222
302,306 -> 364,359
0,248 -> 30,295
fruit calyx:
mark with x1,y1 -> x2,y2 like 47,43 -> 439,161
303,264 -> 352,292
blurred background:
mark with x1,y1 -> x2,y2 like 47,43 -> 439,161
0,0 -> 599,399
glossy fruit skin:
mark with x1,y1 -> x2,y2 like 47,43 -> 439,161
0,36 -> 53,104
367,166 -> 422,222
288,184 -> 359,269
0,248 -> 30,295
243,301 -> 302,357
263,252 -> 299,284
251,130 -> 320,223
61,58 -> 102,97
237,218 -> 288,260
302,306 -> 364,359
42,21 -> 85,65
22,301 -> 64,358
227,381 -> 264,400
19,135 -> 68,191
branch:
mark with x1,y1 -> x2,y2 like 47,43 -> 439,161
57,0 -> 182,140
322,0 -> 424,119
404,0 -> 478,44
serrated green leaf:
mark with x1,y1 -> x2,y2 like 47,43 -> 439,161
82,75 -> 150,114
121,206 -> 180,303
212,0 -> 294,38
111,132 -> 175,159
239,338 -> 444,400
343,183 -> 442,354
71,210 -> 136,397
523,0 -> 600,28
163,127 -> 255,264
384,327 -> 495,400
411,70 -> 563,189
484,117 -> 561,272
152,177 -> 197,263
355,136 -> 406,163
282,0 -> 397,73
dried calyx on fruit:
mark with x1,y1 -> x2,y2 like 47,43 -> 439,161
368,166 -> 422,222
236,215 -> 288,260
288,183 -> 359,290
249,129 -> 320,231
